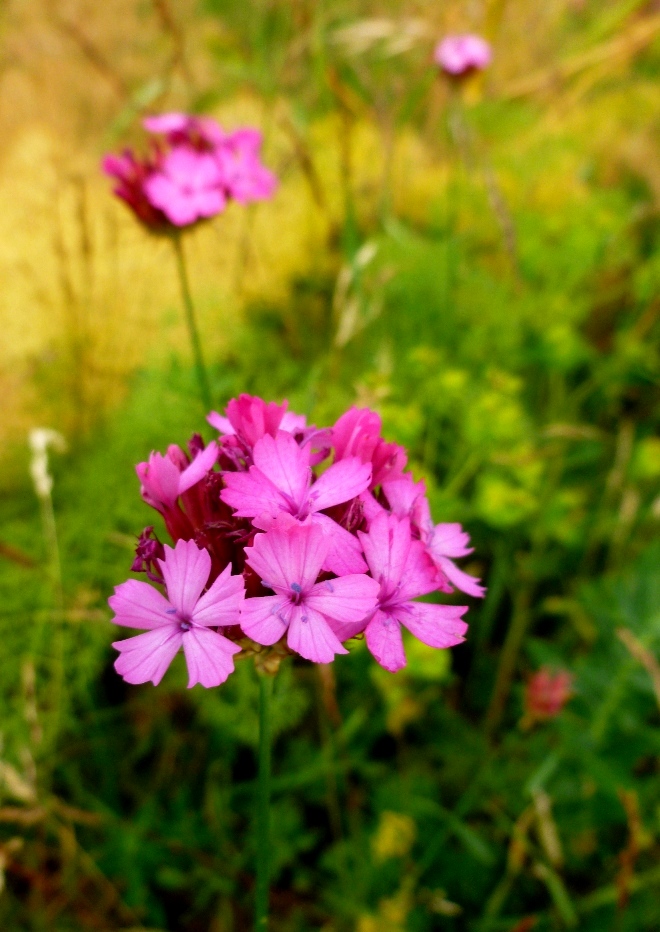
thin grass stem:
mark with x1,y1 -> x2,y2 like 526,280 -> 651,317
171,233 -> 212,412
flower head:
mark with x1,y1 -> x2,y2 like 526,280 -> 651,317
102,150 -> 169,231
434,34 -> 492,76
332,407 -> 407,489
524,668 -> 573,723
357,513 -> 468,672
110,539 -> 244,687
144,147 -> 227,226
241,518 -> 379,663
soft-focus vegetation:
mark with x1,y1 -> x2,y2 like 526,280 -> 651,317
1,1 -> 660,929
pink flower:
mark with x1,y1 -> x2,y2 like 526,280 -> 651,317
144,147 -> 227,226
524,668 -> 573,722
110,539 -> 244,687
434,34 -> 492,76
143,112 -> 225,148
221,431 -> 371,574
241,519 -> 379,663
102,150 -> 169,230
332,407 -> 407,489
357,513 -> 468,672
136,441 -> 218,513
216,128 -> 278,203
381,475 -> 485,598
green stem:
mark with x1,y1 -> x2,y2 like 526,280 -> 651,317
171,233 -> 212,412
256,673 -> 274,931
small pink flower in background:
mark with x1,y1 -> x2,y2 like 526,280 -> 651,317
110,539 -> 244,688
221,430 -> 371,575
357,513 -> 469,673
102,150 -> 169,231
144,147 -> 227,226
241,518 -> 379,663
434,34 -> 492,76
524,668 -> 573,723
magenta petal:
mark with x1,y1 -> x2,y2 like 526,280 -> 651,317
313,514 -> 368,575
182,627 -> 241,688
364,610 -> 406,673
207,411 -> 234,434
252,432 -> 310,509
429,523 -> 473,558
137,452 -> 180,510
309,457 -> 372,512
306,574 -> 379,624
109,579 -> 173,629
358,513 -> 412,590
245,521 -> 329,592
178,441 -> 218,495
286,606 -> 348,663
397,539 -> 439,601
112,627 -> 182,685
396,602 -> 468,648
143,112 -> 189,134
220,467 -> 289,519
434,556 -> 485,598
239,594 -> 290,645
159,539 -> 211,617
192,564 -> 245,626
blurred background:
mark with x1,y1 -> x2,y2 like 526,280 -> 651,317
1,1 -> 660,929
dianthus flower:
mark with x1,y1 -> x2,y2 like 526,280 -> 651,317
434,34 -> 492,76
524,668 -> 573,723
109,395 -> 484,688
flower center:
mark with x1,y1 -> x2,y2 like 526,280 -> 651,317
290,582 -> 303,605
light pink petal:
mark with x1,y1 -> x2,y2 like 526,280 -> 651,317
307,574 -> 379,624
358,513 -> 412,590
109,579 -> 173,629
252,432 -> 310,509
396,601 -> 468,648
192,563 -> 245,626
207,411 -> 235,434
309,457 -> 372,512
434,555 -> 485,598
245,521 -> 329,592
359,491 -> 387,526
313,514 -> 368,574
112,627 -> 182,686
286,605 -> 348,663
221,467 -> 289,519
143,112 -> 189,134
382,475 -> 425,520
239,594 -> 291,645
159,539 -> 211,617
136,453 -> 180,510
364,610 -> 406,673
429,523 -> 473,558
182,627 -> 241,688
178,441 -> 218,495
280,411 -> 307,432
397,539 -> 439,601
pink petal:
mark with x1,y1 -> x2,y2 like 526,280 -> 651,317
359,491 -> 386,526
207,411 -> 235,434
220,467 -> 289,519
364,610 -> 406,673
286,605 -> 348,663
239,594 -> 291,645
313,514 -> 368,575
159,539 -> 211,617
309,457 -> 372,512
109,579 -> 173,629
143,112 -> 189,134
252,432 -> 310,509
434,555 -> 485,598
382,475 -> 425,519
396,601 -> 468,648
358,513 -> 412,590
112,627 -> 182,685
397,539 -> 439,601
178,441 -> 218,495
245,521 -> 329,592
429,523 -> 473,558
182,627 -> 241,688
306,574 -> 379,624
136,453 -> 180,510
192,563 -> 245,626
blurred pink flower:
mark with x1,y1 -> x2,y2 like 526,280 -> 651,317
144,147 -> 227,226
221,431 -> 371,574
524,668 -> 573,721
217,128 -> 278,203
241,518 -> 379,663
143,112 -> 225,148
102,150 -> 169,231
110,539 -> 244,687
357,513 -> 469,673
434,34 -> 492,76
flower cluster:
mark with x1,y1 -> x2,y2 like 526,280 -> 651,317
102,113 -> 276,231
434,34 -> 492,77
109,396 -> 485,688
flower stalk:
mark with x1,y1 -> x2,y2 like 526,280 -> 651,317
256,671 -> 274,931
171,232 -> 213,413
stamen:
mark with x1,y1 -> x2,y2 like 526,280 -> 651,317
291,582 -> 302,593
